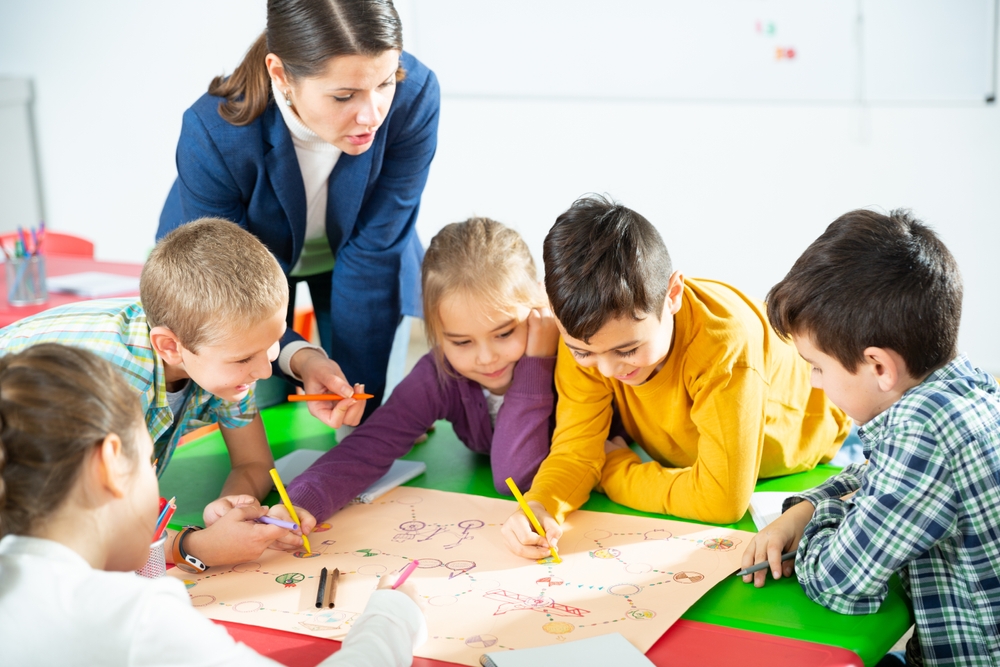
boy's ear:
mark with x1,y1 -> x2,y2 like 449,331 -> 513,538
95,433 -> 128,499
862,346 -> 904,392
665,271 -> 685,316
149,326 -> 184,365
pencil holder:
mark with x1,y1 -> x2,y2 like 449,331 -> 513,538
136,534 -> 168,579
4,255 -> 47,306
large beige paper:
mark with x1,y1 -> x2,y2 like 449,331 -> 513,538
170,488 -> 752,665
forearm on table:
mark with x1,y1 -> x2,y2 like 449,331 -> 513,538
601,447 -> 754,523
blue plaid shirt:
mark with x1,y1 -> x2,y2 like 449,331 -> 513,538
796,354 -> 1000,666
0,299 -> 256,476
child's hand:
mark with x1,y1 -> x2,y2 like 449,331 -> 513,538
377,573 -> 421,607
500,501 -> 563,560
290,348 -> 367,429
203,494 -> 260,527
604,436 -> 629,454
185,504 -> 288,566
740,500 -> 815,588
266,504 -> 319,552
525,307 -> 559,358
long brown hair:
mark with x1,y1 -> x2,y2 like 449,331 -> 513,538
0,344 -> 144,538
210,0 -> 405,126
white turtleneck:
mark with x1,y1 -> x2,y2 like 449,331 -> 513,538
273,80 -> 341,277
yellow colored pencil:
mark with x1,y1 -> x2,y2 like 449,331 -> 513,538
269,468 -> 311,554
504,477 -> 561,563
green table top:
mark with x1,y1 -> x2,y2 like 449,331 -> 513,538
160,402 -> 912,666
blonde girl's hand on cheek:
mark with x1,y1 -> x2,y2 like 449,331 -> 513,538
203,494 -> 260,527
525,307 -> 559,358
266,504 -> 319,552
500,501 -> 563,560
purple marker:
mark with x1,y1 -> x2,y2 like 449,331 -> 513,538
391,560 -> 420,589
257,516 -> 299,531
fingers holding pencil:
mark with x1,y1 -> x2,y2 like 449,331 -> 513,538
292,353 -> 369,429
266,502 -> 317,553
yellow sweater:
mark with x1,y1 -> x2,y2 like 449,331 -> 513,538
524,278 -> 850,524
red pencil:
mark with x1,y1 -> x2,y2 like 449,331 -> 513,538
153,502 -> 176,542
287,393 -> 374,402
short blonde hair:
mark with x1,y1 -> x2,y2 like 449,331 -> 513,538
422,217 -> 545,370
141,218 -> 288,351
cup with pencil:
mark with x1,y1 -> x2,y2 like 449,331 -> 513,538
3,223 -> 47,307
136,496 -> 176,579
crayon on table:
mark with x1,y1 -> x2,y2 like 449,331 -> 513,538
504,477 -> 561,563
329,568 -> 340,608
268,468 -> 311,554
315,567 -> 328,609
322,569 -> 335,608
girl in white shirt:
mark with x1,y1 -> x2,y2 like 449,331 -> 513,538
0,343 -> 425,666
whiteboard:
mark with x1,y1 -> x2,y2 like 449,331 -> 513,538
407,0 -> 997,103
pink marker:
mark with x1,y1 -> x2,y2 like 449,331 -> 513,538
391,560 -> 420,589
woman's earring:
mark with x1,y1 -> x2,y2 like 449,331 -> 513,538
284,90 -> 293,107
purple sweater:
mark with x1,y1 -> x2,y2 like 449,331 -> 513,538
288,352 -> 555,522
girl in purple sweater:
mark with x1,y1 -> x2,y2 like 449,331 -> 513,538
288,217 -> 558,523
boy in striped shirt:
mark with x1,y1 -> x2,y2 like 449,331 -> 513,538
0,219 -> 337,570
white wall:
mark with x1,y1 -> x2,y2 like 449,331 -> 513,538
1,1 -> 998,373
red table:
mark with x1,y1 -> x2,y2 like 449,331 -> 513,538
0,255 -> 143,327
218,618 -> 863,667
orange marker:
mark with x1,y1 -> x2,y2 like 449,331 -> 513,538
287,393 -> 375,402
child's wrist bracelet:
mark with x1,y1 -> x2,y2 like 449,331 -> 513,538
172,525 -> 208,573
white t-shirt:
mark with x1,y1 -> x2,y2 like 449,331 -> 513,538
0,535 -> 426,667
483,387 -> 506,427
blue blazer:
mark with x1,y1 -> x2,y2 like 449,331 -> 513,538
159,52 -> 439,411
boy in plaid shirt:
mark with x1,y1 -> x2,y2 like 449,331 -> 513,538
742,209 -> 1000,666
0,219 -> 357,570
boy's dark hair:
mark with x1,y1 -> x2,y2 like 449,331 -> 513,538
543,194 -> 673,342
767,208 -> 962,377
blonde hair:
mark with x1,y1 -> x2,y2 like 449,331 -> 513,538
141,218 -> 288,351
422,217 -> 544,371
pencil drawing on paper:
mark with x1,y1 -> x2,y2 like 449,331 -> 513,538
172,487 -> 752,666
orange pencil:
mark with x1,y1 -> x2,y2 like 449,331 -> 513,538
287,393 -> 374,402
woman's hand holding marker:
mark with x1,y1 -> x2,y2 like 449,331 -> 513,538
289,348 -> 367,429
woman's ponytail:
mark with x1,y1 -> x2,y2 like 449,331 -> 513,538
209,32 -> 272,127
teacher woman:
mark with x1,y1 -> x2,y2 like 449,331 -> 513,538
158,0 -> 439,426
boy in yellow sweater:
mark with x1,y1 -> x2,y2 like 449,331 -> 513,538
502,195 -> 850,559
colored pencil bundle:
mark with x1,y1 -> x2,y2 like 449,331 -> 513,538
153,496 -> 176,542
4,222 -> 46,304
0,222 -> 45,260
